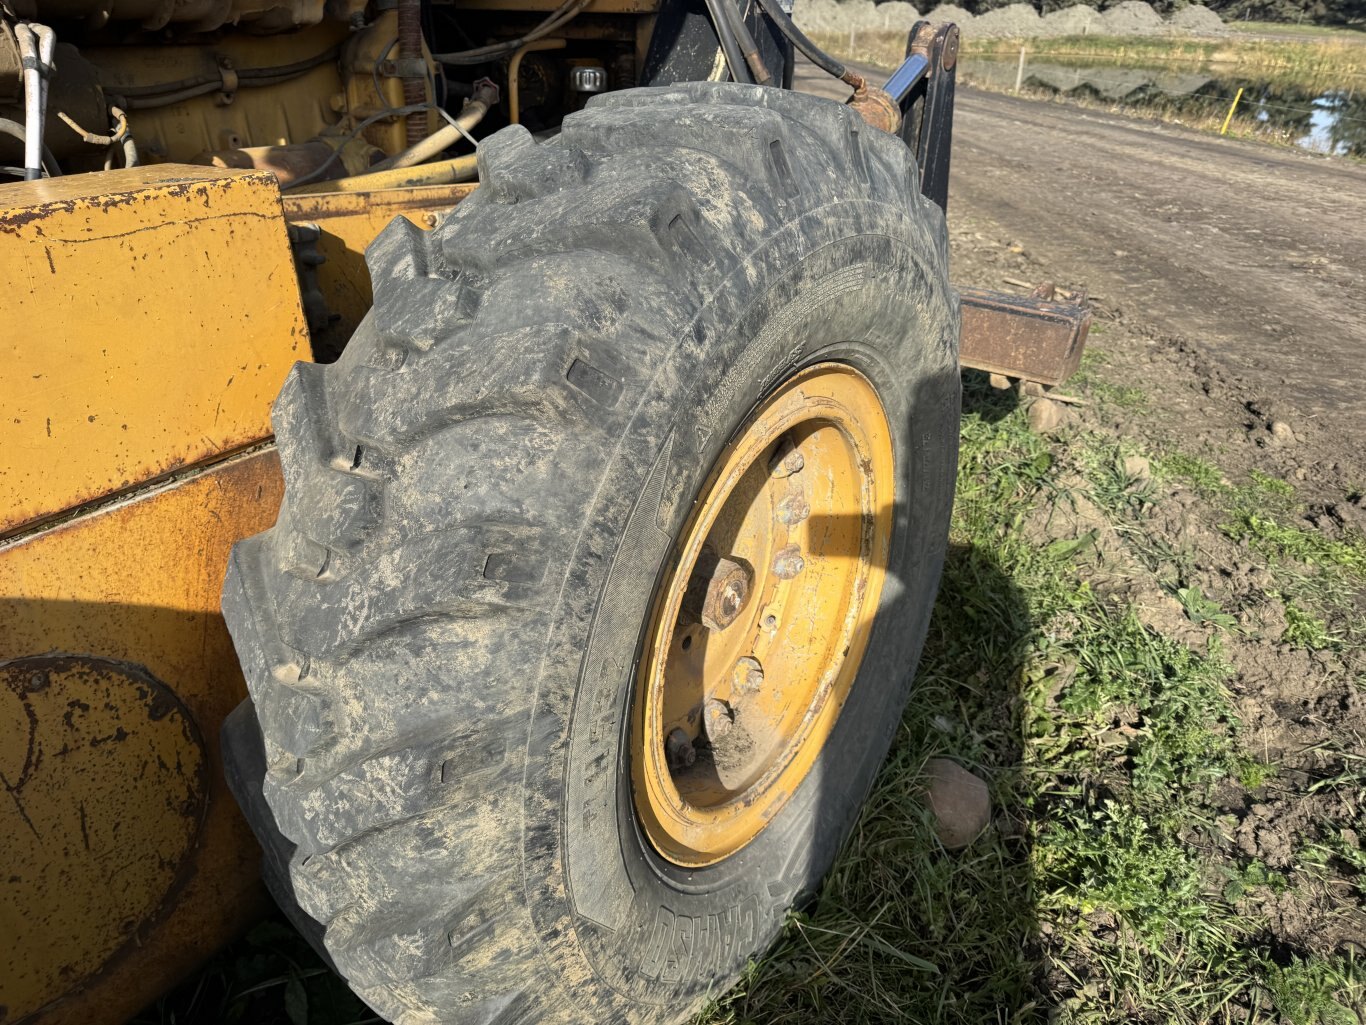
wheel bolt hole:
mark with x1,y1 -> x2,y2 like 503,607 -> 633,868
681,634 -> 693,651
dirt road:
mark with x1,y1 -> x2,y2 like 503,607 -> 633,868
798,60 -> 1366,446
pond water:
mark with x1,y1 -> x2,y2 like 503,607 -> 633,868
958,54 -> 1366,158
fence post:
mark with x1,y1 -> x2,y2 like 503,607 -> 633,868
1220,86 -> 1244,136
1014,45 -> 1026,94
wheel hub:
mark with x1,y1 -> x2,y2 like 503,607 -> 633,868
632,363 -> 895,867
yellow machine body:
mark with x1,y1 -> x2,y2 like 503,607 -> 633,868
0,166 -> 313,1024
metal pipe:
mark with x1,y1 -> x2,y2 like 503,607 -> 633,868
369,79 -> 498,171
14,24 -> 55,180
508,38 -> 565,124
883,52 -> 929,105
301,153 -> 478,193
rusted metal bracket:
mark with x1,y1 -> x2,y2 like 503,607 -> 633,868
899,21 -> 959,213
957,285 -> 1092,386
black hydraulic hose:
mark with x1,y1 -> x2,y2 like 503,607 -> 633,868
702,0 -> 751,83
719,0 -> 772,84
751,0 -> 846,81
109,45 -> 340,99
0,116 -> 62,176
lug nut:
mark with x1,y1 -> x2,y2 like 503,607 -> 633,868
732,656 -> 763,698
772,544 -> 805,580
703,699 -> 734,739
777,494 -> 810,526
665,728 -> 696,770
768,437 -> 804,478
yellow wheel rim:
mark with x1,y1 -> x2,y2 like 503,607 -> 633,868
632,363 -> 895,867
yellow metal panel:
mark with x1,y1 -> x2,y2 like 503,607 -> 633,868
0,165 -> 307,538
0,448 -> 284,1025
283,183 -> 475,352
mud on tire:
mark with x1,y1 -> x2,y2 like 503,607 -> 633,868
222,81 -> 960,1025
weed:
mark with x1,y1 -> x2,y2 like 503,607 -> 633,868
1155,451 -> 1229,497
1258,953 -> 1366,1025
1222,510 -> 1366,573
1177,586 -> 1238,629
1281,600 -> 1340,650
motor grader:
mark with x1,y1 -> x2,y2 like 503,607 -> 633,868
0,0 -> 1088,1017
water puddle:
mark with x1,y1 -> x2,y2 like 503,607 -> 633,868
959,54 -> 1366,158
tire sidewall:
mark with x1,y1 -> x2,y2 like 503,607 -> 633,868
522,203 -> 959,1021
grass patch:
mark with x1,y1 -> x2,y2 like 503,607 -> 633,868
1258,953 -> 1366,1025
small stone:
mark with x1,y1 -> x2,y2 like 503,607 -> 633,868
1122,454 -> 1152,481
924,757 -> 991,850
1269,420 -> 1295,444
988,373 -> 1011,390
1018,380 -> 1045,398
1027,397 -> 1063,433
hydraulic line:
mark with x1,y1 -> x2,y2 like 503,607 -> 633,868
0,116 -> 61,177
431,0 -> 590,65
15,23 -> 56,180
702,0 -> 750,83
718,0 -> 771,85
751,0 -> 865,90
368,79 -> 497,171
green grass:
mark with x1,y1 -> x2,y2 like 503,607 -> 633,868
146,371 -> 1363,1024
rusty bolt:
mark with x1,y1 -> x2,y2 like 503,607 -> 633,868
666,728 -> 696,770
772,544 -> 805,580
704,699 -> 734,740
768,437 -> 805,478
732,656 -> 764,699
684,553 -> 753,631
777,494 -> 810,526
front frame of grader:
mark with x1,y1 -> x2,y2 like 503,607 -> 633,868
0,16 -> 1086,1022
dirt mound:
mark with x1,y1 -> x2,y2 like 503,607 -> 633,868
1101,0 -> 1165,35
1042,4 -> 1105,35
875,0 -> 922,30
972,2 -> 1045,37
1166,3 -> 1227,35
925,3 -> 976,25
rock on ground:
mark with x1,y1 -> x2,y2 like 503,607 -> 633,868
925,757 -> 992,849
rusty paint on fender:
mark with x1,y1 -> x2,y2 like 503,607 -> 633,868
0,447 -> 284,1025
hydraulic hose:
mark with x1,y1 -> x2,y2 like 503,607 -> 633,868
0,116 -> 61,177
15,23 -> 56,181
751,0 -> 864,90
432,0 -> 591,65
368,80 -> 497,172
718,0 -> 772,85
701,0 -> 751,83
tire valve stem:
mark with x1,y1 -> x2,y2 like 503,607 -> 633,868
666,728 -> 696,770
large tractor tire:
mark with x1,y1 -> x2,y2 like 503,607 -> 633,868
222,81 -> 960,1025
